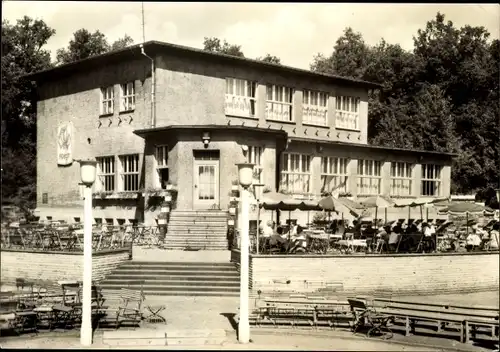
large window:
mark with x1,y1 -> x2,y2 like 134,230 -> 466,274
266,84 -> 293,122
390,162 -> 413,196
303,90 -> 328,126
119,154 -> 140,192
155,145 -> 169,189
335,96 -> 360,130
120,82 -> 135,112
100,86 -> 114,115
357,160 -> 382,195
225,78 -> 256,118
421,164 -> 442,196
321,157 -> 349,194
280,153 -> 311,194
96,156 -> 115,192
247,146 -> 264,200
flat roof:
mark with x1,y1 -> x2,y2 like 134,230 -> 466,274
23,40 -> 381,89
134,125 -> 456,158
289,136 -> 457,158
134,124 -> 288,138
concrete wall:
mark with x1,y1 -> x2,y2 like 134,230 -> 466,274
144,130 -> 278,210
247,252 -> 499,296
0,249 -> 130,283
156,53 -> 369,145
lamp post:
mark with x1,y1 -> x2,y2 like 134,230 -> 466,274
78,159 -> 97,346
236,163 -> 254,344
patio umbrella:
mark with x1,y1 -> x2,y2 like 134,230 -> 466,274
394,197 -> 449,222
318,195 -> 365,218
438,202 -> 494,235
259,192 -> 290,210
360,195 -> 396,226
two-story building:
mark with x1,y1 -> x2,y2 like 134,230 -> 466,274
27,41 -> 454,226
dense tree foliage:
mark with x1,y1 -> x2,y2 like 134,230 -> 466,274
257,53 -> 281,64
311,13 -> 499,203
202,37 -> 245,57
202,37 -> 282,64
2,16 -> 55,209
2,14 -> 498,211
56,29 -> 134,65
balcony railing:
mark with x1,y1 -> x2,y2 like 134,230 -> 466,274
303,106 -> 328,126
225,94 -> 256,118
266,102 -> 293,122
335,111 -> 359,130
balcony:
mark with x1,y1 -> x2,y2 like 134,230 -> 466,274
266,102 -> 293,122
335,111 -> 359,130
303,106 -> 328,126
225,94 -> 256,118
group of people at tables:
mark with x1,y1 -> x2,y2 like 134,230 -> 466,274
255,216 -> 500,254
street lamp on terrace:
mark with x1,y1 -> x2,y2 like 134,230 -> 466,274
236,162 -> 254,344
78,159 -> 97,346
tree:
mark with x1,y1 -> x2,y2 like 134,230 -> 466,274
56,29 -> 110,65
56,30 -> 135,65
111,34 -> 134,51
310,13 -> 499,195
1,16 -> 55,208
257,54 -> 281,64
202,37 -> 244,57
310,27 -> 370,79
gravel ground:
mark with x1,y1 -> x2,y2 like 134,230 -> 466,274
0,329 -> 495,351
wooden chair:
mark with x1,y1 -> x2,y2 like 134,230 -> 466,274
98,283 -> 145,330
348,298 -> 394,339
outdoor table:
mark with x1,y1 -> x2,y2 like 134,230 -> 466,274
52,304 -> 74,329
34,305 -> 54,330
144,305 -> 167,324
337,239 -> 367,252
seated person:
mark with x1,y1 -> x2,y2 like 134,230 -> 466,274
269,226 -> 286,250
388,228 -> 401,252
466,231 -> 481,251
290,225 -> 307,253
488,223 -> 499,250
261,220 -> 274,238
422,223 -> 435,252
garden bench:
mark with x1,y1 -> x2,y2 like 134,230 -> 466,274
464,317 -> 499,343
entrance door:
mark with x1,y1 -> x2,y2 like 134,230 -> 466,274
193,159 -> 219,209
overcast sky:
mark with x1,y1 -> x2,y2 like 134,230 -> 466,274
3,2 -> 499,69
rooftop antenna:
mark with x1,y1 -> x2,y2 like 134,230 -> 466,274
141,2 -> 146,43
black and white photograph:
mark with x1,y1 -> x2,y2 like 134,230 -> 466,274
1,1 -> 499,350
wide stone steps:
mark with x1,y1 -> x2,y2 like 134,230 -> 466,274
166,210 -> 228,251
167,225 -> 227,230
166,230 -> 227,236
100,261 -> 240,297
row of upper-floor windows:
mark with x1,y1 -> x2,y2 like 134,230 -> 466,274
98,78 -> 362,130
225,78 -> 361,130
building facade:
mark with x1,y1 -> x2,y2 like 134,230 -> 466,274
29,41 -> 454,225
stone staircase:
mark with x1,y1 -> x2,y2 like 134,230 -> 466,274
99,261 -> 239,297
165,210 -> 228,250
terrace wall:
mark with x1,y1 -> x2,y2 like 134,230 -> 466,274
0,249 -> 130,284
230,250 -> 499,296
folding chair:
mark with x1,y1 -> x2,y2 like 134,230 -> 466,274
348,298 -> 393,339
